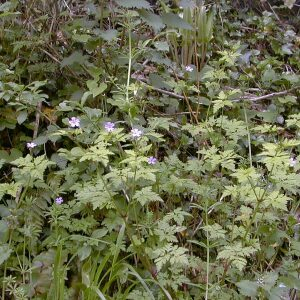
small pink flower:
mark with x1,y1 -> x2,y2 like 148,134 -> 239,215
68,117 -> 80,128
185,65 -> 193,72
131,128 -> 143,138
147,156 -> 157,165
27,142 -> 37,149
104,122 -> 115,132
55,197 -> 64,205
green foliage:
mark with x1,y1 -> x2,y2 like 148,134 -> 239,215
0,0 -> 299,299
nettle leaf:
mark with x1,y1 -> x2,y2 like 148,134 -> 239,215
139,10 -> 164,31
161,13 -> 193,30
115,0 -> 151,9
133,187 -> 163,206
0,244 -> 12,265
61,51 -> 87,67
99,29 -> 118,41
236,280 -> 258,297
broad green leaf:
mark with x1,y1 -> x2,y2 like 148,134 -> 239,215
161,13 -> 193,30
236,280 -> 258,297
0,244 -> 12,265
99,29 -> 118,41
17,110 -> 27,124
61,51 -> 87,67
139,10 -> 164,31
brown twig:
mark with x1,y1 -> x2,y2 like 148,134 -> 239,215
133,77 -> 185,99
232,87 -> 299,102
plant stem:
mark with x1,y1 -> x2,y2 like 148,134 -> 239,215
205,199 -> 210,300
126,27 -> 132,104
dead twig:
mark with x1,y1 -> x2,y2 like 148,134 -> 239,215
232,87 -> 299,102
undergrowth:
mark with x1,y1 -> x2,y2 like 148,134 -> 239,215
0,0 -> 299,299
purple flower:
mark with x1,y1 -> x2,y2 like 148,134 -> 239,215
104,122 -> 115,132
185,65 -> 193,72
27,142 -> 37,149
131,128 -> 143,139
55,197 -> 64,205
68,117 -> 80,128
148,156 -> 157,165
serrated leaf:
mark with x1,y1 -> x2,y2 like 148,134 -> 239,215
99,29 -> 118,41
61,51 -> 87,67
161,13 -> 193,30
236,280 -> 258,297
115,0 -> 151,9
139,10 -> 164,31
133,187 -> 163,206
0,244 -> 12,265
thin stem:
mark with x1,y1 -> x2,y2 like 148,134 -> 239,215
205,199 -> 210,300
243,103 -> 252,167
126,28 -> 132,104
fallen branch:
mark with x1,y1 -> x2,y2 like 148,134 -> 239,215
134,77 -> 185,99
232,87 -> 299,102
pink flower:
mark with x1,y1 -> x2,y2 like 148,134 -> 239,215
104,122 -> 115,132
185,65 -> 193,72
27,142 -> 37,149
68,117 -> 80,128
131,128 -> 143,138
147,156 -> 157,165
55,197 -> 64,205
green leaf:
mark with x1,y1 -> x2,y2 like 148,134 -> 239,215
99,29 -> 118,41
0,244 -> 12,265
161,13 -> 193,30
72,33 -> 90,43
149,74 -> 172,90
17,110 -> 28,124
139,10 -> 164,31
77,245 -> 92,261
61,51 -> 87,67
202,223 -> 226,240
133,187 -> 163,206
75,178 -> 115,210
87,80 -> 107,97
264,191 -> 290,211
236,280 -> 258,297
80,142 -> 113,167
115,0 -> 151,9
